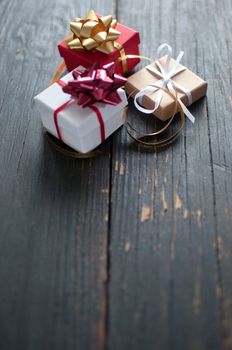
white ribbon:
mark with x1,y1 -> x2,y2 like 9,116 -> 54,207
134,43 -> 195,123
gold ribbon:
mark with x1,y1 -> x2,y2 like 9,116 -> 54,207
125,88 -> 185,149
67,10 -> 120,54
115,52 -> 153,75
46,132 -> 102,158
114,42 -> 128,74
49,61 -> 66,86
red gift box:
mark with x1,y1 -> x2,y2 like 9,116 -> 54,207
58,18 -> 140,76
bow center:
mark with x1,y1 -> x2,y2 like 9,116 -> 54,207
162,71 -> 172,86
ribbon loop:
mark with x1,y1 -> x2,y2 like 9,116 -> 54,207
134,43 -> 195,124
156,43 -> 172,71
156,43 -> 172,58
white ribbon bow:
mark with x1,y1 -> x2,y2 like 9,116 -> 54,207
134,43 -> 195,123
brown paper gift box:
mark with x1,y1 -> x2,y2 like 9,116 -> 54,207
125,56 -> 207,121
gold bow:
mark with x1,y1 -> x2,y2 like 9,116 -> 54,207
67,10 -> 120,54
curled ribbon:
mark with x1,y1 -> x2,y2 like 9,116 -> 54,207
126,87 -> 185,149
134,43 -> 195,124
68,10 -> 120,54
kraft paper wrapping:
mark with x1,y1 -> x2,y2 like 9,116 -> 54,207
125,56 -> 207,121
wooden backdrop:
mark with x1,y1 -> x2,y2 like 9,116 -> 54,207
0,0 -> 232,349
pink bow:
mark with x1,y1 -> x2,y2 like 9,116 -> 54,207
62,63 -> 127,108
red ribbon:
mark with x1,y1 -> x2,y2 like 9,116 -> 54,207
54,79 -> 105,144
88,105 -> 105,142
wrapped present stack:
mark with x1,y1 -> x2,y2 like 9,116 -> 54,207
34,11 -> 208,155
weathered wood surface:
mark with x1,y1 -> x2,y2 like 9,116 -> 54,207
0,0 -> 232,349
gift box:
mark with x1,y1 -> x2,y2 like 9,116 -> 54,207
125,55 -> 207,121
58,11 -> 140,76
34,66 -> 128,153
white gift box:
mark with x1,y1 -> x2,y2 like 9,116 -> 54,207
34,70 -> 127,153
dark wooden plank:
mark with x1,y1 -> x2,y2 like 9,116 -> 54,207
108,0 -> 232,349
0,1 -> 115,349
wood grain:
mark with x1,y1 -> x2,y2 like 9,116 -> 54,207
0,1 -> 114,349
0,0 -> 232,349
108,0 -> 232,349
